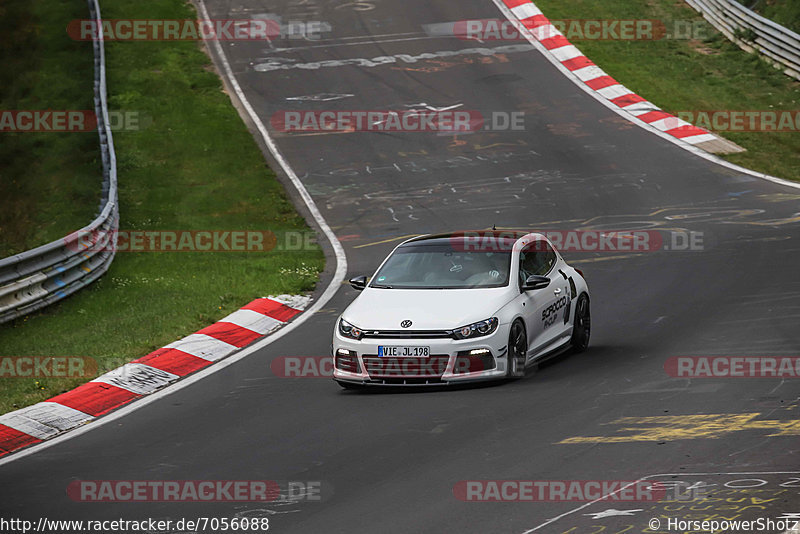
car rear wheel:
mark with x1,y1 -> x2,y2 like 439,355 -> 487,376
570,294 -> 591,353
506,321 -> 527,379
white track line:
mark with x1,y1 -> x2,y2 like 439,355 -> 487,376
490,0 -> 800,192
521,470 -> 800,533
0,0 -> 347,468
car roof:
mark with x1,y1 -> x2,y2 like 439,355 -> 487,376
400,230 -> 546,248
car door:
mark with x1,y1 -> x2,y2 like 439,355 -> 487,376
538,244 -> 574,348
518,241 -> 569,356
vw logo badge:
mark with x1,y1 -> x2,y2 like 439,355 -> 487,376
400,320 -> 412,328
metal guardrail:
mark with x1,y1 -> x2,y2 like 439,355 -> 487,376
0,0 -> 118,324
686,0 -> 800,80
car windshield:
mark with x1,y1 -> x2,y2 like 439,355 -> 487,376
370,244 -> 512,289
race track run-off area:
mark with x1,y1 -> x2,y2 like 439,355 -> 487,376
2,1 -> 800,533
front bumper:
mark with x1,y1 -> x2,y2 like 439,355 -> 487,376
331,325 -> 509,386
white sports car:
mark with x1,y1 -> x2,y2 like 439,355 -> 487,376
332,231 -> 590,387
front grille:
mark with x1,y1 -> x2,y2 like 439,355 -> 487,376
361,330 -> 454,339
371,377 -> 447,385
453,352 -> 496,374
335,353 -> 360,373
362,356 -> 450,378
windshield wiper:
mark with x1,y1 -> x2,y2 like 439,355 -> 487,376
370,284 -> 394,289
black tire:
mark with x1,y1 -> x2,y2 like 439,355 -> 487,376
506,320 -> 527,379
570,294 -> 591,353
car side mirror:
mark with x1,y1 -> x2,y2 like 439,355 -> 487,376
521,275 -> 550,291
349,275 -> 367,290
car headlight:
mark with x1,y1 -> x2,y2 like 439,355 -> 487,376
451,317 -> 499,339
338,319 -> 364,340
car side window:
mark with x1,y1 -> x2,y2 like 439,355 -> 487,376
518,241 -> 557,286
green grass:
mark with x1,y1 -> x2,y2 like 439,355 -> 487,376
534,0 -> 800,182
0,0 -> 323,414
0,0 -> 99,256
751,0 -> 800,33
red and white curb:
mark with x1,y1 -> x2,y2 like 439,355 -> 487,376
500,0 -> 742,154
0,294 -> 310,457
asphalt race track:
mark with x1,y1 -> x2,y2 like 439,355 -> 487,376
2,1 -> 800,533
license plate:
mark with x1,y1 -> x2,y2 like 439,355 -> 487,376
378,346 -> 430,357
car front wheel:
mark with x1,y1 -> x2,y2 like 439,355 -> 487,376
570,294 -> 591,353
506,321 -> 527,379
